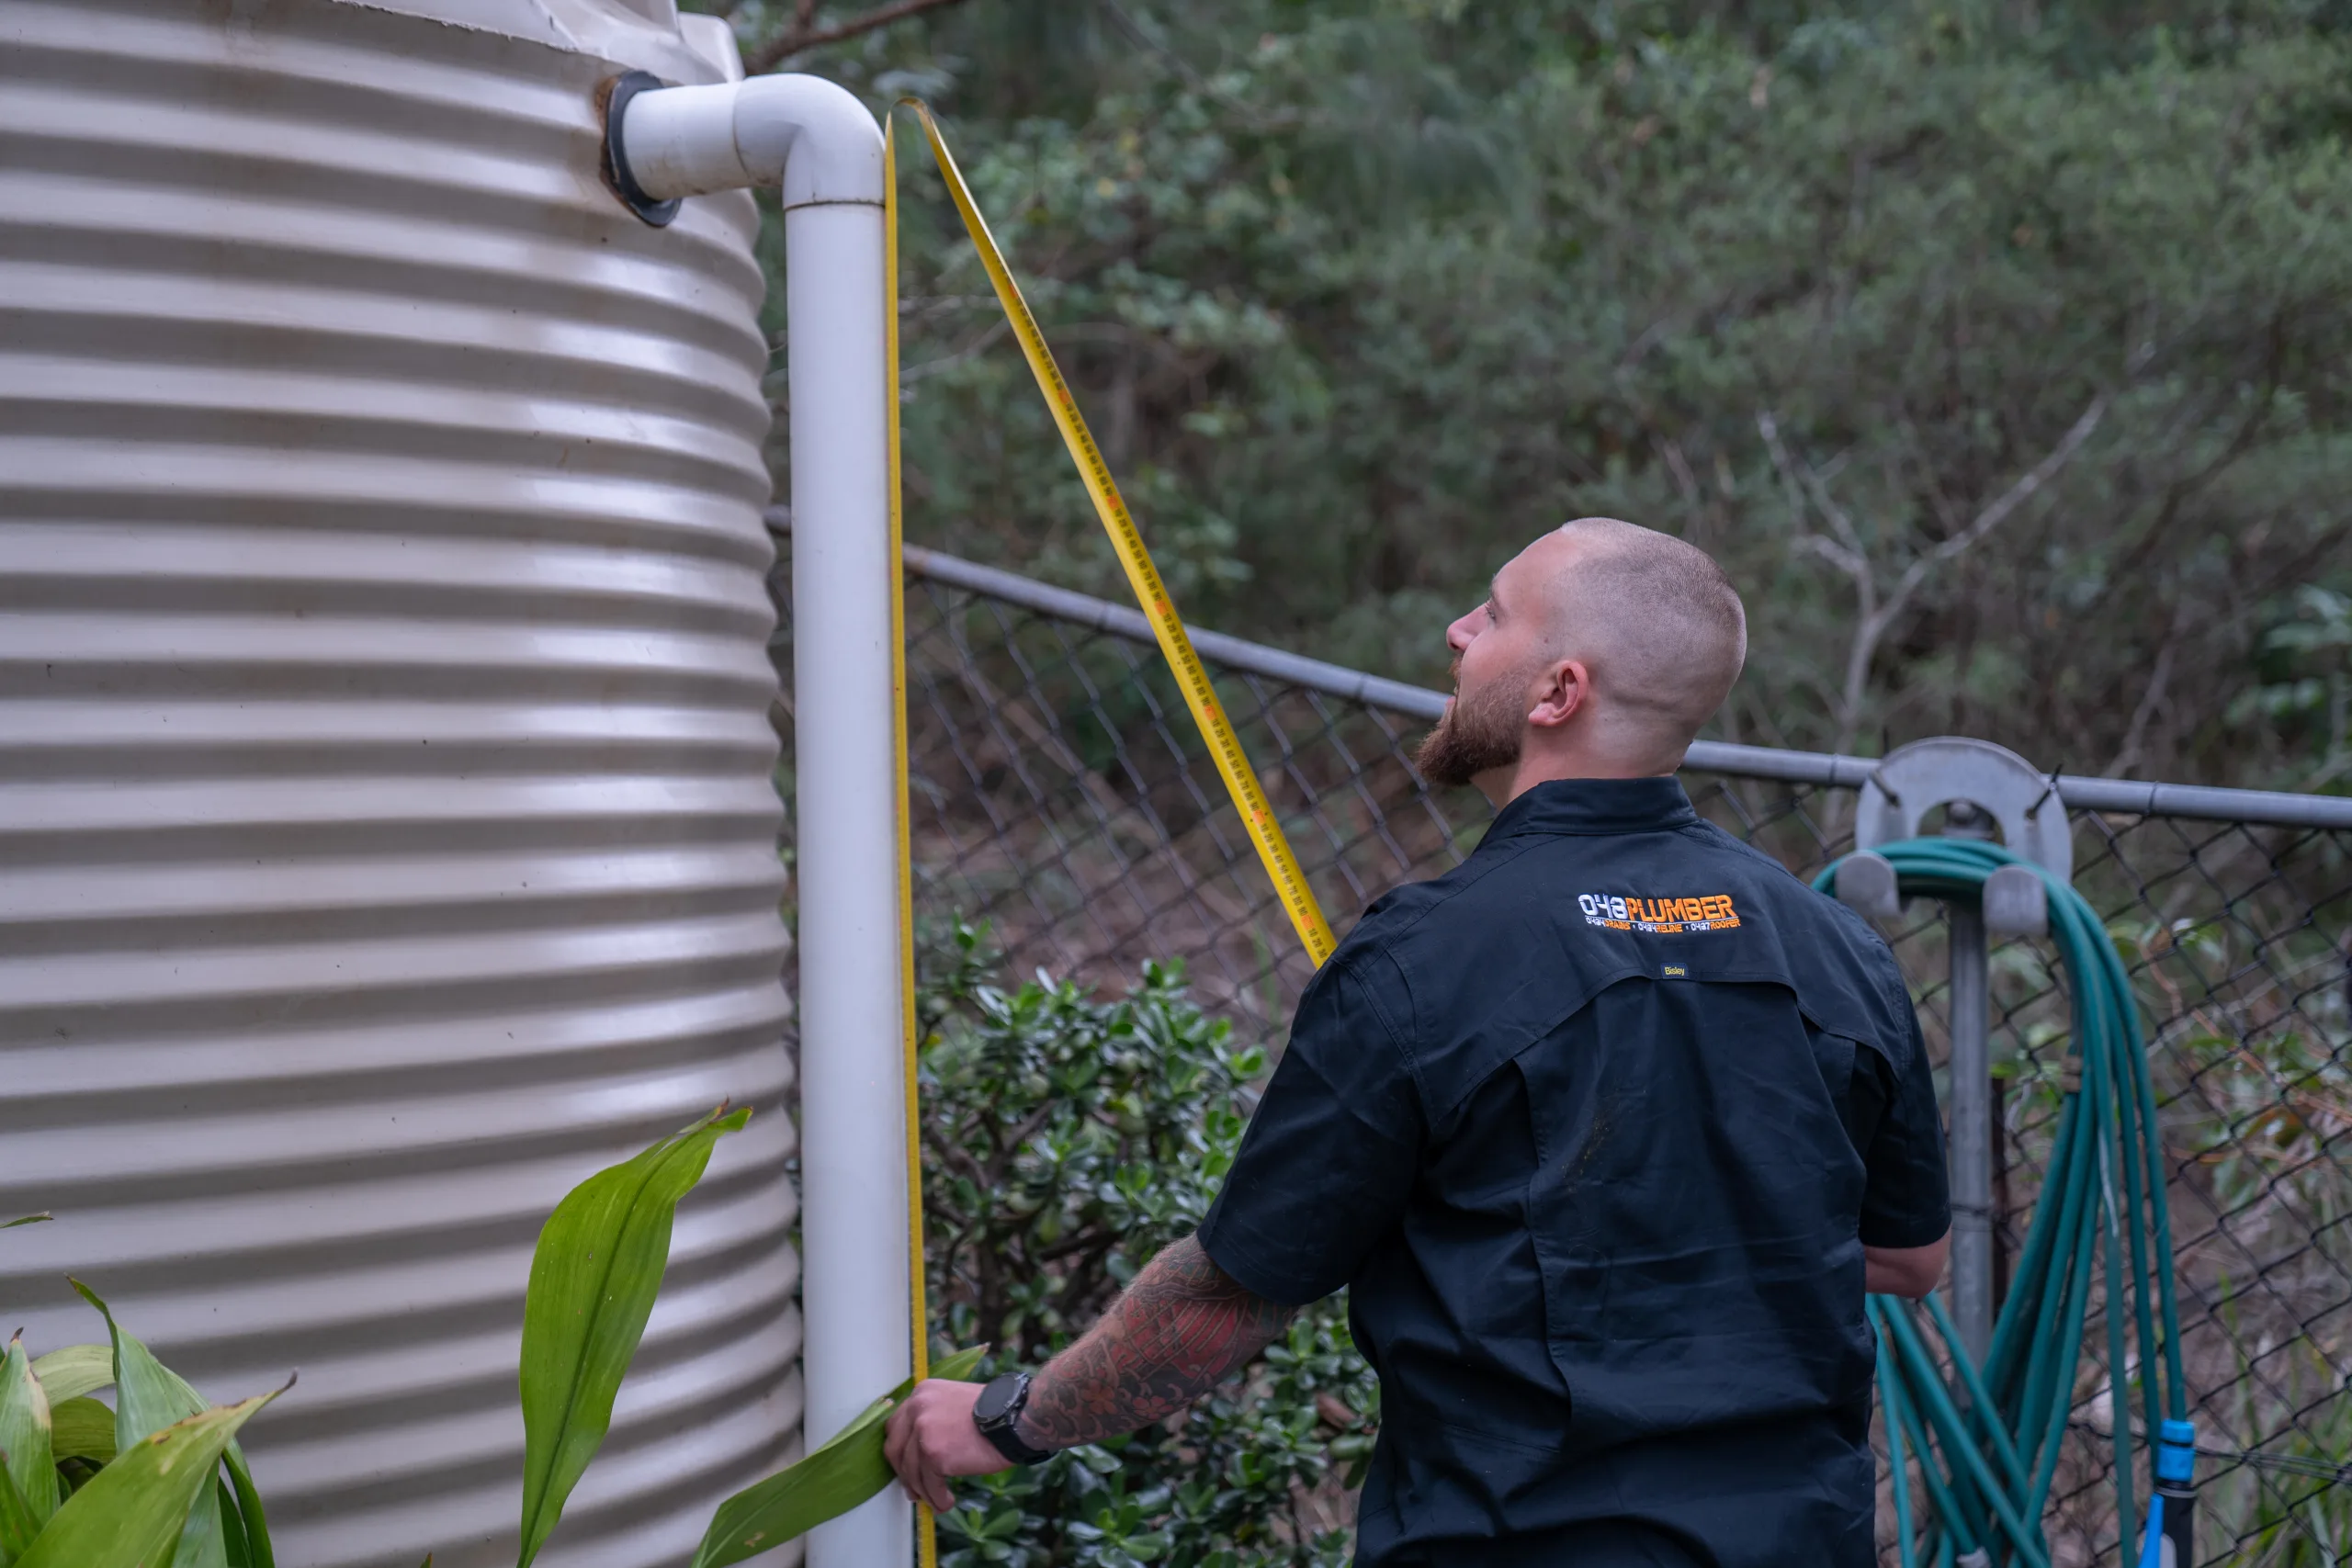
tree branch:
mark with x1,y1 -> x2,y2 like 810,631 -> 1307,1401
922,1122 -> 991,1193
2106,604 -> 2184,778
1096,0 -> 1210,92
1764,393 -> 2107,755
1880,393 -> 2108,620
745,0 -> 973,73
1761,410 -> 1877,749
1758,412 -> 1868,570
1657,435 -> 1702,511
981,1101 -> 1057,1189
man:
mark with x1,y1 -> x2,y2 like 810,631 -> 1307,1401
886,518 -> 1951,1565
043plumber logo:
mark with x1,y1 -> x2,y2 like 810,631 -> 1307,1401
1577,891 -> 1743,934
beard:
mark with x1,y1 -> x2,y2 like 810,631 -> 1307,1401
1414,664 -> 1527,788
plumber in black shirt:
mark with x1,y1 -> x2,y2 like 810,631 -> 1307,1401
886,517 -> 1951,1568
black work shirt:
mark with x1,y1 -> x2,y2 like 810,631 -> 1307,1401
1197,777 -> 1949,1568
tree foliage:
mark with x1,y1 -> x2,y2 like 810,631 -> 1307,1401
700,0 -> 2352,785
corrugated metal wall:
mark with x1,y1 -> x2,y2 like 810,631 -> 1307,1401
0,2 -> 801,1563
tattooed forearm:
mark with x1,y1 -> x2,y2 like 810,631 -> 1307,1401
1015,1235 -> 1295,1451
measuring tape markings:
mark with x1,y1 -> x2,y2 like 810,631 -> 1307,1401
881,106 -> 1340,1546
901,100 -> 1338,967
882,116 -> 941,1568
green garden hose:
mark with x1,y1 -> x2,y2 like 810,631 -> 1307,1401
1813,839 -> 2193,1568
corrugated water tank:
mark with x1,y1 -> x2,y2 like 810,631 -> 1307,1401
0,2 -> 802,1564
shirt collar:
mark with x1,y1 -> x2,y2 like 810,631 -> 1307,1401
1482,775 -> 1700,840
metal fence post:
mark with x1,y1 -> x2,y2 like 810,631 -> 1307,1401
1849,739 -> 2072,1368
1943,804 -> 1997,1364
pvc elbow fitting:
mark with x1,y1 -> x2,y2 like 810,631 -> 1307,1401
613,72 -> 885,212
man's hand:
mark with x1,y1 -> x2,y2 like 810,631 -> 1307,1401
1865,1231 -> 1951,1299
883,1378 -> 1012,1511
881,1236 -> 1295,1509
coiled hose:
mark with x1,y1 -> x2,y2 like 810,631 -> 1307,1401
1813,839 -> 2190,1568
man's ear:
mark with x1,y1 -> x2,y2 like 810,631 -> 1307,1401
1526,658 -> 1589,730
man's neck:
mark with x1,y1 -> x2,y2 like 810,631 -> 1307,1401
1476,750 -> 1683,808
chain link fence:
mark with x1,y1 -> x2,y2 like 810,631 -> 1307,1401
771,523 -> 2352,1567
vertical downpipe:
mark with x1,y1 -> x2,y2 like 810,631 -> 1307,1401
608,72 -> 909,1566
788,195 -> 914,1568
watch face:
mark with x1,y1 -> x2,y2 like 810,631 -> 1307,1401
974,1373 -> 1022,1426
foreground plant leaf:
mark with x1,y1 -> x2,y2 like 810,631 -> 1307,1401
0,1461 -> 39,1563
691,1345 -> 988,1568
222,1445 -> 275,1568
28,1347 -> 109,1405
73,1280 -> 261,1568
0,1217 -> 50,1232
516,1105 -> 751,1568
16,1382 -> 286,1568
219,1476 -> 253,1568
49,1399 -> 115,1466
0,1336 -> 57,1526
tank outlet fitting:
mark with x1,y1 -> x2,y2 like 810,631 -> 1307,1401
609,72 -> 885,211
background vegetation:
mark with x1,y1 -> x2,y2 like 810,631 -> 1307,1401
709,3 -> 2352,1559
698,0 -> 2352,792
915,924 -> 1377,1567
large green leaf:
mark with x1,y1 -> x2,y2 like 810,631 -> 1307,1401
691,1345 -> 988,1568
73,1280 -> 240,1568
28,1347 -> 110,1405
49,1400 -> 115,1466
516,1105 -> 751,1568
0,1337 -> 57,1526
0,1461 -> 40,1564
218,1477 -> 252,1568
16,1382 -> 285,1568
221,1446 -> 274,1568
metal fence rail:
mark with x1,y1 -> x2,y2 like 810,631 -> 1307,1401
771,520 -> 2352,1566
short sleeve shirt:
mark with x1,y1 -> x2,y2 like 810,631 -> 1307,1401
1197,777 -> 1949,1568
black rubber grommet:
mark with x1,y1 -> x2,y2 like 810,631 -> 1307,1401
604,70 -> 683,228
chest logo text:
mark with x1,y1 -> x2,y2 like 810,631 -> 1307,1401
1578,892 -> 1742,934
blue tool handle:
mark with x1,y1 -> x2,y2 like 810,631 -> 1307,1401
2143,1419 -> 2196,1568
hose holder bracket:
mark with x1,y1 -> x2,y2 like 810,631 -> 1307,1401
1836,737 -> 2072,932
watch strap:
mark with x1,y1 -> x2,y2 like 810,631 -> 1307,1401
972,1371 -> 1055,1465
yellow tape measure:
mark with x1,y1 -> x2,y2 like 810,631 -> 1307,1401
899,99 -> 1339,967
883,118 -> 940,1568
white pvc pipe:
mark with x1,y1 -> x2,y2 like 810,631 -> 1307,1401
618,74 -> 888,209
618,76 -> 909,1568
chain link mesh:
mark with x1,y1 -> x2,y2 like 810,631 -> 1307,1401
773,543 -> 2352,1565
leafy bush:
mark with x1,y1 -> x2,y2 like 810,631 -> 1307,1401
917,922 -> 1379,1568
0,1222 -> 288,1568
0,1105 -> 803,1568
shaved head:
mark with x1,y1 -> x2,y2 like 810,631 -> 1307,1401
1538,516 -> 1747,740
1418,517 -> 1747,788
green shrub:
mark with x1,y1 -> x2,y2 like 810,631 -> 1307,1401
0,1224 -> 288,1568
3,1105 -> 761,1568
917,922 -> 1379,1568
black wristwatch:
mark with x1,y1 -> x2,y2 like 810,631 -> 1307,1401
971,1371 -> 1055,1465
